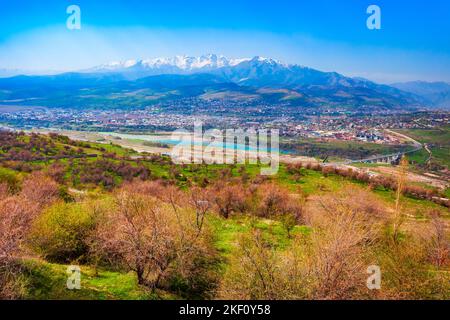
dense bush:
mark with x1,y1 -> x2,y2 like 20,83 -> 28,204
29,201 -> 99,263
209,182 -> 248,219
0,167 -> 21,193
253,183 -> 305,227
74,159 -> 151,189
0,196 -> 40,299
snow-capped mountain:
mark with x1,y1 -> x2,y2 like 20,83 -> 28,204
87,54 -> 356,88
90,54 -> 252,76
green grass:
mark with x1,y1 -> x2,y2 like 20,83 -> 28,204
22,259 -> 157,300
90,142 -> 138,156
396,126 -> 450,146
276,165 -> 346,194
395,126 -> 450,168
0,166 -> 22,190
444,188 -> 450,199
208,214 -> 311,259
430,146 -> 450,168
276,164 -> 449,217
407,149 -> 430,164
374,188 -> 449,218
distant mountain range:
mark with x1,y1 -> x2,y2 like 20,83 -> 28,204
391,81 -> 450,109
0,54 -> 447,111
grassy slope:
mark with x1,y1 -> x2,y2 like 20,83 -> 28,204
22,260 -> 155,300
2,134 -> 448,299
22,216 -> 312,300
395,126 -> 450,168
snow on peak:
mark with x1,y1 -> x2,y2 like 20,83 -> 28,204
88,55 -> 294,76
250,56 -> 284,65
141,54 -> 251,70
95,54 -> 256,72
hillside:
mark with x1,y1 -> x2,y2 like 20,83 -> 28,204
395,125 -> 450,171
0,131 -> 449,300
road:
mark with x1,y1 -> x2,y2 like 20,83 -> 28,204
337,129 -> 423,165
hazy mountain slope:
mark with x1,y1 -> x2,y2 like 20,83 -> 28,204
391,81 -> 450,109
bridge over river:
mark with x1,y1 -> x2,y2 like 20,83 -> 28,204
334,130 -> 424,166
345,144 -> 423,165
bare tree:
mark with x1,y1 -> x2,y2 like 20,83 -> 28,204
93,186 -> 213,293
0,173 -> 59,298
0,197 -> 39,298
189,186 -> 212,236
0,183 -> 8,201
210,183 -> 247,219
428,212 -> 449,268
392,156 -> 408,243
20,172 -> 60,208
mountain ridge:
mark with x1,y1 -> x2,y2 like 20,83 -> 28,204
0,54 -> 432,111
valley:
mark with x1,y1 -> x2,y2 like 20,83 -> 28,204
0,56 -> 449,302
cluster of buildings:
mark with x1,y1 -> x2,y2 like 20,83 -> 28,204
0,103 -> 448,146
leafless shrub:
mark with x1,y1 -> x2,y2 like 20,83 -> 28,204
300,187 -> 385,299
0,183 -> 9,201
20,172 -> 59,208
0,172 -> 59,299
209,182 -> 248,219
92,185 -> 217,296
321,166 -> 336,177
426,211 -> 449,268
306,212 -> 373,299
306,186 -> 387,227
0,196 -> 40,299
219,230 -> 283,300
220,186 -> 384,300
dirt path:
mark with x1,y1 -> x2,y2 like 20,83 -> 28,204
369,165 -> 449,190
385,129 -> 422,147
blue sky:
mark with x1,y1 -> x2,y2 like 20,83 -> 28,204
0,0 -> 449,83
